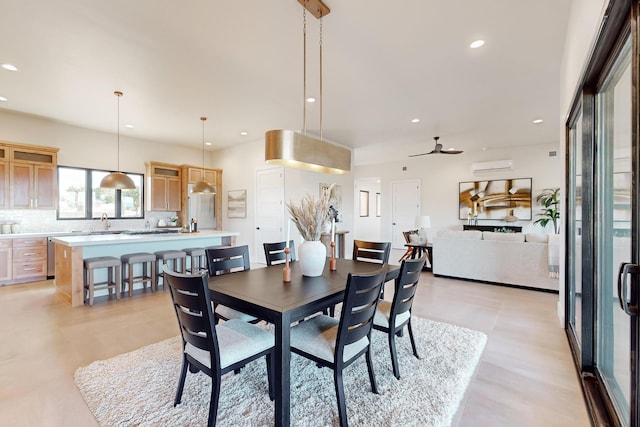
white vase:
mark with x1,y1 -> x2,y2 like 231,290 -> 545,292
298,240 -> 327,277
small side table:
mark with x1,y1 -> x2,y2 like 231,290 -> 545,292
404,242 -> 433,271
320,230 -> 349,258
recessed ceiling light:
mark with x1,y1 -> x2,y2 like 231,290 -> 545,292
124,124 -> 134,129
240,131 -> 248,136
470,40 -> 485,49
533,119 -> 543,124
205,142 -> 212,146
0,96 -> 6,102
306,97 -> 316,103
411,118 -> 420,123
1,64 -> 17,71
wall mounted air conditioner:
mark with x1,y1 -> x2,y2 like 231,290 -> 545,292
471,159 -> 513,173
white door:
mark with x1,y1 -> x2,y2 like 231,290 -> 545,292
391,180 -> 420,249
255,167 -> 284,264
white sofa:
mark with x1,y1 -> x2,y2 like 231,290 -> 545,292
432,230 -> 559,292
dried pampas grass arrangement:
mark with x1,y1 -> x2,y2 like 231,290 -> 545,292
287,186 -> 332,241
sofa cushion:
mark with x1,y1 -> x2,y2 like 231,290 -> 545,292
482,231 -> 525,242
437,230 -> 482,240
525,233 -> 548,243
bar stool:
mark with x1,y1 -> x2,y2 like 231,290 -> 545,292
155,250 -> 187,289
83,256 -> 121,306
121,252 -> 156,296
182,247 -> 206,273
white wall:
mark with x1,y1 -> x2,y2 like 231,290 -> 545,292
352,143 -> 562,244
556,0 -> 609,323
353,178 -> 381,241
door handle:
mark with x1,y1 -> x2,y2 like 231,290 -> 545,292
617,262 -> 639,316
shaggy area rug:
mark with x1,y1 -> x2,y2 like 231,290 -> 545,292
75,317 -> 486,426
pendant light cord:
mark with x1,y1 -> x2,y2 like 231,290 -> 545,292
115,91 -> 122,171
302,9 -> 307,135
319,16 -> 323,142
201,116 -> 207,179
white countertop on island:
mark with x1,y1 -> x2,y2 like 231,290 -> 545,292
52,230 -> 239,247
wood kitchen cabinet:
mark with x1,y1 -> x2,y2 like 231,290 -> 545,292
145,162 -> 181,212
0,239 -> 12,282
11,237 -> 47,281
6,143 -> 58,209
187,167 -> 217,185
0,144 -> 9,209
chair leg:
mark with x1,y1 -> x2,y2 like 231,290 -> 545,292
388,330 -> 401,380
174,357 -> 189,406
209,375 -> 221,427
407,320 -> 420,359
333,369 -> 348,427
266,351 -> 275,401
365,347 -> 379,393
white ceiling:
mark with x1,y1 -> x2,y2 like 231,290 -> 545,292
0,0 -> 571,165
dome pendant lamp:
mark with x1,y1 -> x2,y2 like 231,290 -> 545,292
191,116 -> 216,194
100,91 -> 136,189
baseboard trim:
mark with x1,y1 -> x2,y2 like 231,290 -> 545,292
432,274 -> 559,294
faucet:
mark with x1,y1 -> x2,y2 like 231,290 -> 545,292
100,212 -> 110,230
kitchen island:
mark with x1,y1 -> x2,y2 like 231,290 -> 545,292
52,230 -> 238,307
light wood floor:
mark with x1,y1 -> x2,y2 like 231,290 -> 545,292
0,259 -> 590,426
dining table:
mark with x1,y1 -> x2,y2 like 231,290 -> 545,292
207,257 -> 399,427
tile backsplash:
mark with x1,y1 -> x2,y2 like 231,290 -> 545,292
0,210 -> 179,234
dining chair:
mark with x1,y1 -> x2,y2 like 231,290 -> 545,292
163,266 -> 275,427
372,254 -> 426,379
352,240 -> 391,264
398,230 -> 419,262
263,240 -> 296,266
205,245 -> 259,324
352,239 -> 392,300
289,268 -> 387,427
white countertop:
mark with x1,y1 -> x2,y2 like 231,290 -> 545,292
51,230 -> 239,247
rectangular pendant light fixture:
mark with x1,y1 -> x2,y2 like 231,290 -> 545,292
265,129 -> 351,174
265,0 -> 351,175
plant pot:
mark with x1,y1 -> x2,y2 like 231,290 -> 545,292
298,240 -> 326,277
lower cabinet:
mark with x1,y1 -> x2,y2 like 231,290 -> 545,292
0,240 -> 12,282
0,237 -> 47,285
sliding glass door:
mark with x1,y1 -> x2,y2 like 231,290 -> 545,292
595,36 -> 632,426
564,2 -> 640,425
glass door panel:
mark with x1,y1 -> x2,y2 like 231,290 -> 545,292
595,36 -> 631,426
568,112 -> 583,348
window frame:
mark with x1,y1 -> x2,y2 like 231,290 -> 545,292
56,165 -> 144,220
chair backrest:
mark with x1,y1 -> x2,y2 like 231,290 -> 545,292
391,254 -> 426,320
352,240 -> 391,264
335,268 -> 387,363
263,240 -> 296,266
402,230 -> 419,244
206,245 -> 251,277
163,266 -> 221,371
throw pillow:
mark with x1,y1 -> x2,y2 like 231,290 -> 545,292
525,233 -> 549,243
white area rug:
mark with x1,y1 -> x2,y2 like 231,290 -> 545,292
75,317 -> 487,427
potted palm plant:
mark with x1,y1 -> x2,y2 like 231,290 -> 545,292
533,188 -> 560,234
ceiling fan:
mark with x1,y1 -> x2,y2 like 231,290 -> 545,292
409,136 -> 463,157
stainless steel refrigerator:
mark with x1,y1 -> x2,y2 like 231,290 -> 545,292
187,184 -> 216,230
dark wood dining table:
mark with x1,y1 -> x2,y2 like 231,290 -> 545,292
207,258 -> 399,427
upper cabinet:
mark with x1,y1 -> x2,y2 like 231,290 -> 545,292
187,167 -> 217,185
145,162 -> 182,212
1,142 -> 58,209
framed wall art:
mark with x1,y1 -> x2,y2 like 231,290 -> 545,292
459,178 -> 532,221
227,189 -> 247,218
